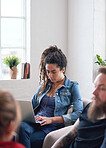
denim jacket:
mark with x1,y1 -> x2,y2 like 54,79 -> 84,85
32,76 -> 83,125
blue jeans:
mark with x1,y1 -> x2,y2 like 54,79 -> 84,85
18,122 -> 46,148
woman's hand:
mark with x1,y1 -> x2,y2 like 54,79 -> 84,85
35,115 -> 53,126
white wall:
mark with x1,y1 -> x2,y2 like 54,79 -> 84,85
94,0 -> 106,57
0,0 -> 95,100
93,0 -> 106,81
67,0 -> 94,99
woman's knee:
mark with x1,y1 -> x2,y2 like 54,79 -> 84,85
19,122 -> 28,131
19,122 -> 35,135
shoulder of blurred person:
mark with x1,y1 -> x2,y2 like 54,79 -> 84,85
0,90 -> 25,148
0,141 -> 25,148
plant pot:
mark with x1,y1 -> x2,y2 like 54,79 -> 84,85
10,66 -> 18,79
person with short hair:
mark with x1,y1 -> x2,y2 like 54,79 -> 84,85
18,45 -> 83,148
0,90 -> 25,148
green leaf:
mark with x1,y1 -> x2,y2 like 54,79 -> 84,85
3,56 -> 21,69
95,54 -> 106,66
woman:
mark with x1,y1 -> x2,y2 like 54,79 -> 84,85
0,90 -> 25,148
19,45 -> 83,148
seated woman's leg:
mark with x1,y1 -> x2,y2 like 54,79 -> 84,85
42,125 -> 73,148
18,122 -> 35,148
18,122 -> 47,148
31,130 -> 46,148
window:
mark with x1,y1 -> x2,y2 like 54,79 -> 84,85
0,0 -> 30,80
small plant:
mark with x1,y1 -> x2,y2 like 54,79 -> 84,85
3,55 -> 21,69
95,54 -> 106,66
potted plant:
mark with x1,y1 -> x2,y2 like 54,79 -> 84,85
95,54 -> 106,66
3,55 -> 21,79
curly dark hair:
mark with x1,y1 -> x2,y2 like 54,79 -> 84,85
39,45 -> 67,86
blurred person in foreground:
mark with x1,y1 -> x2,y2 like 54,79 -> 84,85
0,90 -> 25,148
45,66 -> 106,148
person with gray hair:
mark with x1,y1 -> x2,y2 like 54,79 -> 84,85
0,90 -> 25,148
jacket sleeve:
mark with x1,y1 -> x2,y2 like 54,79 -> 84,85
62,82 -> 83,125
32,82 -> 46,110
31,84 -> 42,109
32,93 -> 38,109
